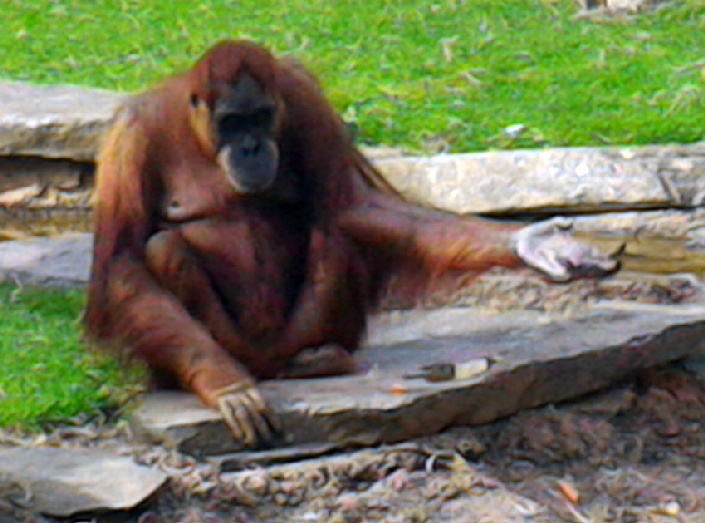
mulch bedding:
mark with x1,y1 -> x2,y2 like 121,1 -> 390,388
3,364 -> 705,523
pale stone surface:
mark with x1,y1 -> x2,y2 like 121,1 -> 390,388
375,144 -> 705,214
0,447 -> 166,517
0,81 -> 123,161
6,143 -> 703,221
130,302 -> 705,456
0,233 -> 91,286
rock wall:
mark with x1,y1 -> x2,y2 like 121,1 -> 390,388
2,81 -> 705,277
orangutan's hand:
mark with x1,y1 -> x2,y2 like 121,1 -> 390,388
512,218 -> 619,281
213,380 -> 280,448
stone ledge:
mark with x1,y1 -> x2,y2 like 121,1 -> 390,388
3,81 -> 705,218
0,233 -> 91,287
377,143 -> 705,214
0,81 -> 123,161
0,447 -> 166,517
130,302 -> 705,457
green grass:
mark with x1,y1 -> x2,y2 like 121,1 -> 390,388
0,284 -> 141,430
1,0 -> 704,152
1,0 -> 705,429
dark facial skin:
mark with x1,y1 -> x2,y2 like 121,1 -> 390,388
210,73 -> 280,194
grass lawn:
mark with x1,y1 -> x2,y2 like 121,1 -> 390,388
1,0 -> 704,153
0,284 -> 142,430
0,0 -> 704,429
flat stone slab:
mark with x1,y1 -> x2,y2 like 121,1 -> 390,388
0,82 -> 123,161
0,233 -> 91,286
0,447 -> 166,517
130,302 -> 705,457
377,143 -> 705,214
4,142 -> 705,219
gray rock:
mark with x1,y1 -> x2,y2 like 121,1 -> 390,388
0,82 -> 123,161
0,447 -> 166,517
8,143 -> 705,218
0,233 -> 91,286
375,144 -> 705,214
130,302 -> 705,457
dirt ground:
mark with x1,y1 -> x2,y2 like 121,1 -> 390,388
2,273 -> 705,523
2,363 -> 705,523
